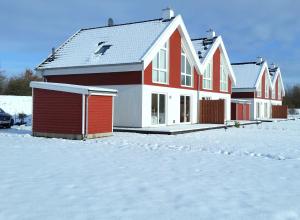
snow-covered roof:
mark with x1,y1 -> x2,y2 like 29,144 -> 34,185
232,62 -> 264,88
30,81 -> 117,96
37,18 -> 172,70
191,37 -> 216,63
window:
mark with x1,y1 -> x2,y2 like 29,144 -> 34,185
264,103 -> 268,118
203,61 -> 212,90
152,43 -> 168,84
95,44 -> 112,55
278,80 -> 281,99
151,93 -> 166,125
272,88 -> 275,99
257,81 -> 262,97
181,48 -> 192,87
265,73 -> 269,98
220,57 -> 228,92
180,96 -> 191,123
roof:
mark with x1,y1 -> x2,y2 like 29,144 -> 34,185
30,81 -> 117,96
269,67 -> 285,96
231,62 -> 263,88
191,37 -> 216,63
191,36 -> 236,85
37,18 -> 172,70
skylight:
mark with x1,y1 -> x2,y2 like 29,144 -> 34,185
95,44 -> 112,55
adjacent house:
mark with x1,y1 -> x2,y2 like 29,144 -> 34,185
269,64 -> 285,106
231,58 -> 274,120
36,9 -> 236,127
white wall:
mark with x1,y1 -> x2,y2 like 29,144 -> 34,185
95,85 -> 143,127
142,85 -> 198,127
198,91 -> 231,121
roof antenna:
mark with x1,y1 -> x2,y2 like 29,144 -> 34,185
206,28 -> 216,38
256,56 -> 263,65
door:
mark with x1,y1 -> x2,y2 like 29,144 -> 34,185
180,96 -> 191,123
151,94 -> 166,125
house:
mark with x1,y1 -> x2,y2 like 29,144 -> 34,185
231,58 -> 274,120
30,81 -> 117,139
192,31 -> 236,122
36,9 -> 235,127
269,64 -> 285,106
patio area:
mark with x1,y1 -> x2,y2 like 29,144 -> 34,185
114,121 -> 261,135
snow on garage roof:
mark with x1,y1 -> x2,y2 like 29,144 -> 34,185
30,81 -> 117,96
231,62 -> 264,89
37,18 -> 172,70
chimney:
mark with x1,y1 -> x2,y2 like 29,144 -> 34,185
51,47 -> 55,58
108,18 -> 114,26
162,7 -> 175,21
207,28 -> 216,38
271,63 -> 276,69
256,56 -> 263,64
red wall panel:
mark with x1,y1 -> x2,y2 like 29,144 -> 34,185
231,103 -> 237,120
46,71 -> 142,86
232,92 -> 255,98
213,48 -> 221,92
88,95 -> 113,134
237,104 -> 244,120
33,89 -> 82,134
245,104 -> 250,120
143,29 -> 198,90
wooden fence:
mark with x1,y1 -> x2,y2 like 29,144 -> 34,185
272,105 -> 288,119
200,99 -> 225,124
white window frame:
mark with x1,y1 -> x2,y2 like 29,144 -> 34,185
257,81 -> 262,97
278,80 -> 281,99
180,47 -> 193,87
203,60 -> 213,90
151,93 -> 167,126
152,42 -> 169,84
220,57 -> 228,92
265,73 -> 269,98
272,88 -> 275,99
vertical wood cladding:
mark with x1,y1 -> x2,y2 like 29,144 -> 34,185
88,95 -> 113,134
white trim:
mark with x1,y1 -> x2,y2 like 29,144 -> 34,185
231,99 -> 251,104
271,68 -> 285,96
201,36 -> 236,86
152,41 -> 169,84
30,81 -> 118,96
85,95 -> 89,138
232,88 -> 256,93
37,63 -> 143,76
141,15 -> 202,76
82,95 -> 85,136
180,44 -> 193,87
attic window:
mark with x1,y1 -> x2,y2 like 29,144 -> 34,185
95,44 -> 112,55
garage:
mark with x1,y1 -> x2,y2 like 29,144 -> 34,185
30,82 -> 117,140
231,99 -> 250,121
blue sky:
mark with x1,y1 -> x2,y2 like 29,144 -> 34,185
0,0 -> 299,86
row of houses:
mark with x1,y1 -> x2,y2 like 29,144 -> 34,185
31,9 -> 286,139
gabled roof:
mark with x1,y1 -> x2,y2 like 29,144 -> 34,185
232,61 -> 272,90
37,18 -> 171,71
192,36 -> 236,85
36,15 -> 202,76
269,66 -> 285,96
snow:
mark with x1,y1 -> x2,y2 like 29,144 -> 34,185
0,95 -> 32,116
38,19 -> 171,69
232,63 -> 262,88
1,120 -> 300,219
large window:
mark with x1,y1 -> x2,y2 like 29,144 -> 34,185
220,57 -> 228,92
272,88 -> 275,99
151,94 -> 166,125
265,73 -> 269,98
203,61 -> 212,90
181,48 -> 192,87
180,95 -> 191,123
152,43 -> 168,84
257,81 -> 262,97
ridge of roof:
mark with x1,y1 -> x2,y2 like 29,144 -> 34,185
231,61 -> 258,65
81,17 -> 174,31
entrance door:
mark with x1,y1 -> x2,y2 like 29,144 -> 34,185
180,96 -> 191,123
151,94 -> 166,125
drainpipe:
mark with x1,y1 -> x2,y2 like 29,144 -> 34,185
84,95 -> 90,140
197,71 -> 200,123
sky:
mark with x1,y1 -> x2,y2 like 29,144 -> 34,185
0,0 -> 299,86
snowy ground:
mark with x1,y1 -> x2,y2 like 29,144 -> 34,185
0,120 -> 300,220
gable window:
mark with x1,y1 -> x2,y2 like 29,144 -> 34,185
265,73 -> 269,98
272,88 -> 275,99
220,57 -> 228,92
203,61 -> 212,90
257,81 -> 262,97
278,80 -> 281,99
152,42 -> 168,84
181,48 -> 192,87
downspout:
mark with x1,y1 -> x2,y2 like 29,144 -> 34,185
197,71 -> 200,123
84,95 -> 90,140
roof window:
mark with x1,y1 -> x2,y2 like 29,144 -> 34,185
95,43 -> 112,55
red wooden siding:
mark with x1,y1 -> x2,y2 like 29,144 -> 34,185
232,92 -> 255,99
33,88 -> 82,134
143,29 -> 198,90
200,99 -> 225,124
46,71 -> 142,86
231,103 -> 250,120
275,75 -> 282,100
88,95 -> 113,134
272,105 -> 287,118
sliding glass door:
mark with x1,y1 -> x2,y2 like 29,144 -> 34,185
180,95 -> 191,123
151,94 -> 166,125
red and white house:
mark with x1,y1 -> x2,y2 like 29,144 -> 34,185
30,82 -> 117,139
36,9 -> 236,127
231,58 -> 282,120
269,64 -> 285,106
